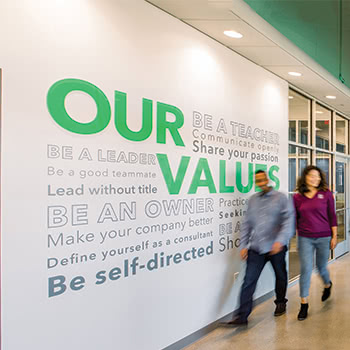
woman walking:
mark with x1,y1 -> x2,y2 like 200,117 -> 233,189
293,165 -> 337,321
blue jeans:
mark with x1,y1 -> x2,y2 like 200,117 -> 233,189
237,247 -> 288,321
298,236 -> 331,298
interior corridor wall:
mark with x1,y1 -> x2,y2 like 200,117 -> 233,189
0,1 -> 288,349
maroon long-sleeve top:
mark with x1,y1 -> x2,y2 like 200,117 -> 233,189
293,190 -> 338,238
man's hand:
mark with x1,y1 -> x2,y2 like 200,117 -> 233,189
331,236 -> 337,250
240,248 -> 248,260
270,242 -> 283,255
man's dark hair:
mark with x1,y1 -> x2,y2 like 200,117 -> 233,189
296,165 -> 328,194
255,170 -> 266,175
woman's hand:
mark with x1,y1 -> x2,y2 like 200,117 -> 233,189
331,236 -> 337,249
330,226 -> 337,249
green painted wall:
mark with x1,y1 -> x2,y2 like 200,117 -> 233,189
244,0 -> 350,88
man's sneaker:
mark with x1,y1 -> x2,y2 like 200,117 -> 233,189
297,303 -> 309,321
274,303 -> 286,316
322,281 -> 332,302
222,318 -> 248,327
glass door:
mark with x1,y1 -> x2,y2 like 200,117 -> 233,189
288,145 -> 312,280
334,158 -> 348,257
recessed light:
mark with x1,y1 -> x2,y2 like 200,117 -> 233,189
326,95 -> 336,99
288,72 -> 302,77
289,96 -> 294,99
224,30 -> 243,39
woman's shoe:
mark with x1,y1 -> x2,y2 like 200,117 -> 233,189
322,281 -> 332,302
298,303 -> 309,321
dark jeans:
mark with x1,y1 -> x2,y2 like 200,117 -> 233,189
237,247 -> 288,321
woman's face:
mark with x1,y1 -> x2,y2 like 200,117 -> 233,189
305,169 -> 321,188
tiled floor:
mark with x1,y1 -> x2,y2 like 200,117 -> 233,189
185,253 -> 350,350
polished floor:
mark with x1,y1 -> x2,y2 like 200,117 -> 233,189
185,253 -> 350,350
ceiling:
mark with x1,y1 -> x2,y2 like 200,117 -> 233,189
146,0 -> 350,118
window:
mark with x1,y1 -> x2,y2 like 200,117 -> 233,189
315,104 -> 332,151
299,121 -> 308,145
288,90 -> 314,280
337,211 -> 346,243
336,115 -> 348,154
289,121 -> 296,142
289,90 -> 311,146
316,151 -> 332,187
335,161 -> 346,244
288,88 -> 350,277
288,144 -> 311,280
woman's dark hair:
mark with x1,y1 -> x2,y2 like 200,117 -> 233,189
296,165 -> 328,194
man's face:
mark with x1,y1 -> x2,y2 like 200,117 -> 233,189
255,172 -> 269,191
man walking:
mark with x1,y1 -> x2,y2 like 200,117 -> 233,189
227,170 -> 294,326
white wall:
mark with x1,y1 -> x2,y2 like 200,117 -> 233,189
0,1 -> 288,349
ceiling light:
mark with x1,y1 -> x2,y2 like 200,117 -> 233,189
326,95 -> 336,99
224,30 -> 243,39
316,111 -> 323,114
289,96 -> 294,99
288,72 -> 302,77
